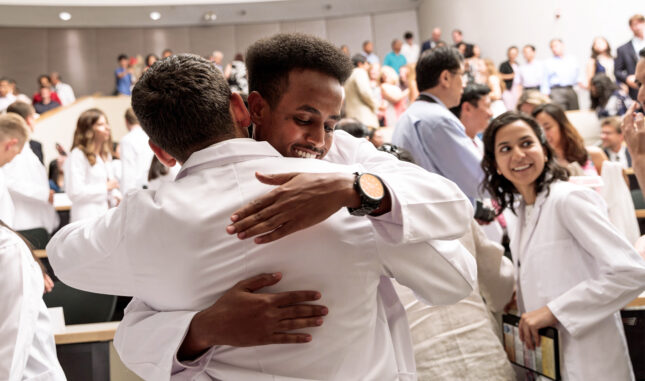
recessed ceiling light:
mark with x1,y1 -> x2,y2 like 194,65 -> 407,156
203,11 -> 217,22
150,11 -> 161,21
59,12 -> 71,21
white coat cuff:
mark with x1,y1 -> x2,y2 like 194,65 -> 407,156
546,298 -> 577,337
367,179 -> 404,244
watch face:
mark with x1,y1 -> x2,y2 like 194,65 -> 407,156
359,173 -> 384,200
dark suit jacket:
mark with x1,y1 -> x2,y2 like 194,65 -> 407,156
603,146 -> 632,168
615,41 -> 639,100
420,40 -> 438,55
29,140 -> 44,165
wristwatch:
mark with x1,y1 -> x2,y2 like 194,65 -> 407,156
347,172 -> 385,216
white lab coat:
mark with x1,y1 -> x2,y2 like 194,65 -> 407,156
110,130 -> 475,380
2,143 -> 58,233
120,126 -> 154,194
64,147 -> 117,222
0,226 -> 66,381
509,180 -> 645,381
0,170 -> 15,227
48,138 -> 476,381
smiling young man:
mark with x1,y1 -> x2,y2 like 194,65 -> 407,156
48,52 -> 476,381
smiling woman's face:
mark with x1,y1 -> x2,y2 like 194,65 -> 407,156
494,119 -> 547,200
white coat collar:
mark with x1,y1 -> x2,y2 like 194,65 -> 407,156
176,138 -> 281,180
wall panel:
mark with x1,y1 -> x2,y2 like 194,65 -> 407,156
279,19 -> 327,38
325,15 -> 373,58
189,25 -> 236,62
47,28 -> 97,98
234,22 -> 281,54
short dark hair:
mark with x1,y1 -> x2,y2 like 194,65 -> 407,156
336,118 -> 368,138
6,101 -> 35,120
453,29 -> 463,35
416,46 -> 463,91
118,54 -> 128,62
404,31 -> 413,40
507,46 -> 518,53
37,74 -> 51,84
132,54 -> 234,163
450,83 -> 491,118
124,107 -> 139,125
363,40 -> 372,48
524,45 -> 536,52
480,111 -> 568,215
351,54 -> 367,67
246,33 -> 353,108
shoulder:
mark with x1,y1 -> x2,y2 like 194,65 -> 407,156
616,42 -> 632,54
548,180 -> 605,210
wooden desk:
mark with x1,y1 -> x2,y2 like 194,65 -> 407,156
627,297 -> 645,310
637,210 -> 645,219
56,205 -> 71,212
55,321 -> 119,345
56,322 -> 119,381
34,249 -> 47,259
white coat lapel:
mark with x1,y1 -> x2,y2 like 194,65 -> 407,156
519,190 -> 548,259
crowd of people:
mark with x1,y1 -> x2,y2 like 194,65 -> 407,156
2,14 -> 645,381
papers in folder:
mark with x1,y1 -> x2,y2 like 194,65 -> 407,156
502,314 -> 560,380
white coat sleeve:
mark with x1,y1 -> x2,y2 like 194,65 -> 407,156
0,238 -> 32,381
378,238 -> 476,306
2,166 -> 49,205
46,196 -> 133,296
114,298 -> 212,381
64,150 -> 108,205
547,188 -> 645,337
330,130 -> 473,244
120,139 -> 137,195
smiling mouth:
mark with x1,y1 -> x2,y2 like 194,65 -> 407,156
512,164 -> 532,172
293,147 -> 323,159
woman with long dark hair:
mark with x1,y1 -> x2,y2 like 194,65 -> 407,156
532,103 -> 607,176
480,111 -> 645,380
65,108 -> 120,222
590,73 -> 632,118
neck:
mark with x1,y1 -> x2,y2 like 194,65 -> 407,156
423,88 -> 449,107
517,184 -> 537,205
610,144 -> 622,154
460,117 -> 477,139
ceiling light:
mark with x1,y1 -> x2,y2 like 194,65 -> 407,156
150,11 -> 161,21
59,12 -> 71,21
203,11 -> 217,22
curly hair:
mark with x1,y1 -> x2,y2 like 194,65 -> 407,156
480,111 -> 569,215
532,103 -> 587,166
71,108 -> 113,166
246,33 -> 353,108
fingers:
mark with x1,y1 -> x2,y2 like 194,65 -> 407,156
279,304 -> 328,319
531,326 -> 541,348
256,172 -> 300,186
276,317 -> 324,331
235,212 -> 286,240
235,272 -> 282,292
254,223 -> 297,244
272,290 -> 322,306
229,195 -> 276,225
269,333 -> 312,344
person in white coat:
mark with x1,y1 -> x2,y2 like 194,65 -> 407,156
480,111 -> 645,381
0,113 -> 65,381
107,34 -> 474,380
47,53 -> 477,380
120,108 -> 154,194
65,108 -> 120,222
3,102 -> 58,236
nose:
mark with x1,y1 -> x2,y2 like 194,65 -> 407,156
305,124 -> 326,148
510,145 -> 526,160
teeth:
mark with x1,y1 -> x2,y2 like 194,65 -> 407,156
295,149 -> 316,159
513,164 -> 531,171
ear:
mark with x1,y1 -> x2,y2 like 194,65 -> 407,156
462,102 -> 473,114
148,140 -> 178,167
247,91 -> 268,127
439,69 -> 451,88
2,138 -> 19,152
229,92 -> 251,138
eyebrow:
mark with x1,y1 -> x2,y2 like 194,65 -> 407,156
296,105 -> 341,121
496,135 -> 533,147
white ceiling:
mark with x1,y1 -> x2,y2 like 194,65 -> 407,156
0,0 -> 420,27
